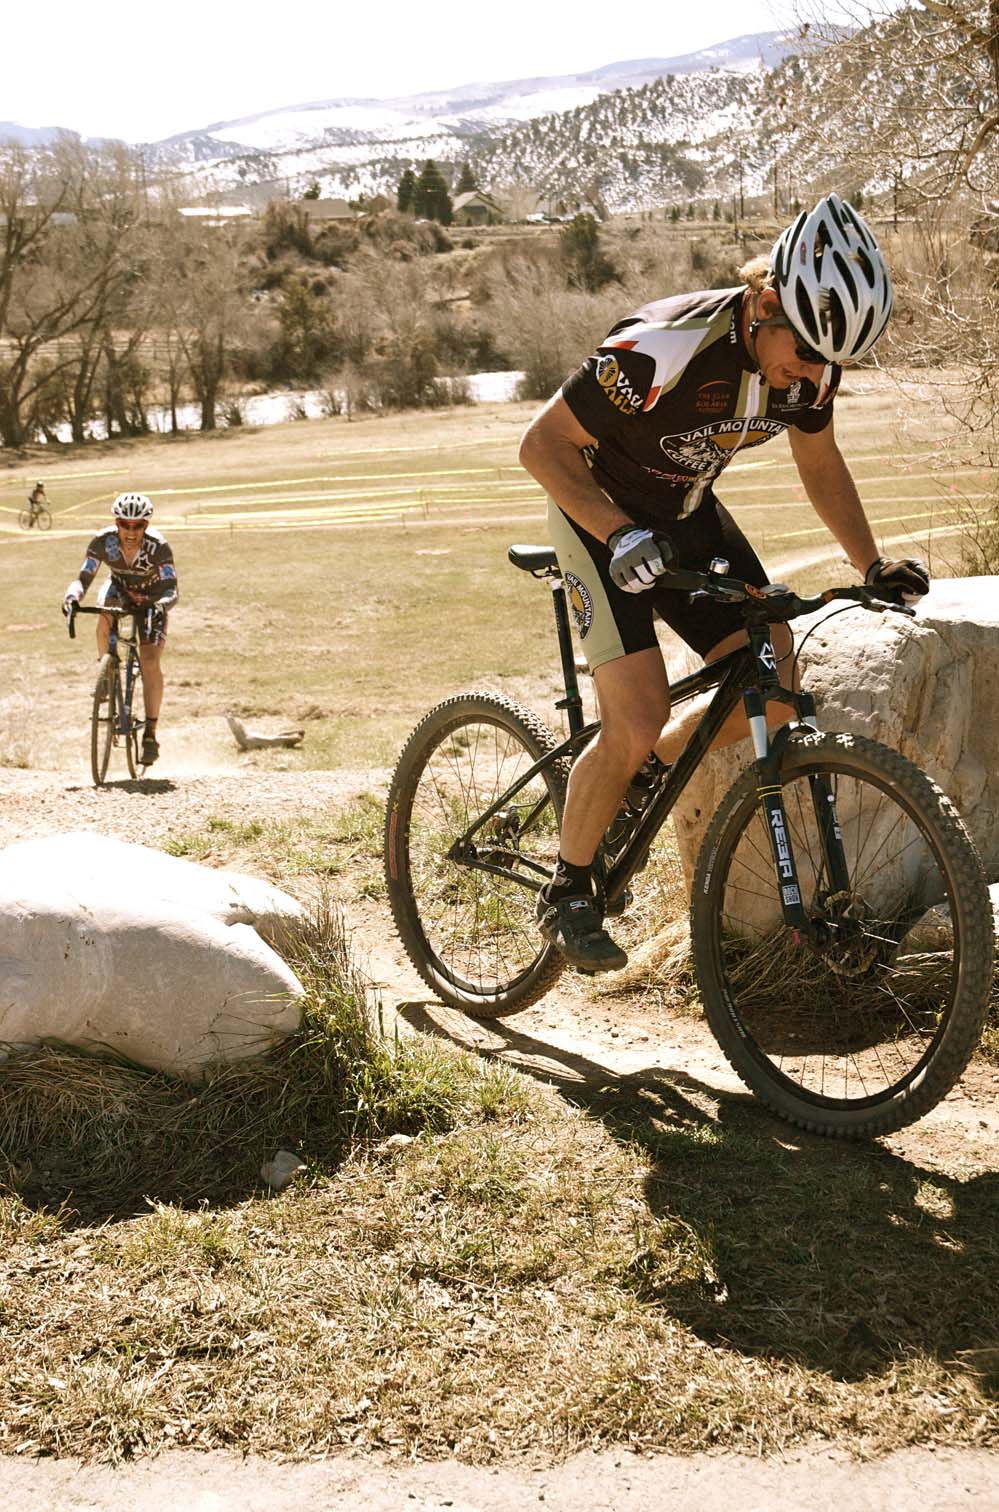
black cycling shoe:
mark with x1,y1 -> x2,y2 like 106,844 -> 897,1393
140,735 -> 160,766
536,888 -> 628,974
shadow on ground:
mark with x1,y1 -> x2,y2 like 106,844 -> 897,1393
399,997 -> 999,1395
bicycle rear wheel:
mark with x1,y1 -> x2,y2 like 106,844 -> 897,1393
385,691 -> 568,1015
691,732 -> 995,1138
17,509 -> 32,530
91,656 -> 117,786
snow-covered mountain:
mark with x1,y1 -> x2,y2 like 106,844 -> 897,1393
144,31 -> 798,208
155,32 -> 790,157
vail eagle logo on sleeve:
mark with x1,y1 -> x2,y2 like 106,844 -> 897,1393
594,354 -> 642,417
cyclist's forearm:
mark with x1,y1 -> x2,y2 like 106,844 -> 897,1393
520,430 -> 629,543
795,452 -> 878,576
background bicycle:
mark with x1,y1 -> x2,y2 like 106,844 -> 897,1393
19,499 -> 51,530
67,603 -> 151,784
385,545 -> 995,1140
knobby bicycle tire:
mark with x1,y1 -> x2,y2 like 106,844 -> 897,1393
124,650 -> 145,779
691,731 -> 995,1138
91,656 -> 116,786
385,690 -> 569,1015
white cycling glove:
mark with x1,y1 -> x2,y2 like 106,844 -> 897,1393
607,526 -> 673,593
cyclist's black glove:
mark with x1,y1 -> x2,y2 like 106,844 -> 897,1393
607,526 -> 674,594
864,556 -> 930,603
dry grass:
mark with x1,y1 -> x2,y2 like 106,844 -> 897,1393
2,1057 -> 999,1463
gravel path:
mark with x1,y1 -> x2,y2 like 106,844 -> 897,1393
0,765 -> 389,854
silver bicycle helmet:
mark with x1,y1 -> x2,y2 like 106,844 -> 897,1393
770,193 -> 893,363
112,491 -> 154,520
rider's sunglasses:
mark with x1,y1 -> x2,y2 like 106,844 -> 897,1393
117,519 -> 146,531
754,313 -> 829,367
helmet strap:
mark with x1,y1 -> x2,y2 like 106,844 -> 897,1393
744,292 -> 764,370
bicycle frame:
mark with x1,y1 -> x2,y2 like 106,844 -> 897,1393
68,603 -> 147,744
108,614 -> 144,743
448,561 -> 853,944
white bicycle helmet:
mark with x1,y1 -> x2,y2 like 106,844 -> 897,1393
770,193 -> 893,363
112,491 -> 154,520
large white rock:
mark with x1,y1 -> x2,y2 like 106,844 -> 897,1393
0,832 -> 305,1077
673,577 -> 999,889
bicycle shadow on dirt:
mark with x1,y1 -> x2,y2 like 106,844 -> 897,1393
399,997 -> 999,1394
62,777 -> 178,796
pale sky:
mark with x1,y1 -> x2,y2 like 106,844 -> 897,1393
6,0 -> 800,143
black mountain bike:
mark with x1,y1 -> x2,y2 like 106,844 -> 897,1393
385,544 -> 995,1139
67,603 -> 150,784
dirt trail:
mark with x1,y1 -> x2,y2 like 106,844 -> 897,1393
2,762 -> 998,1509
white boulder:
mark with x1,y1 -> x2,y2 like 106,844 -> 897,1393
673,577 -> 999,889
0,832 -> 305,1077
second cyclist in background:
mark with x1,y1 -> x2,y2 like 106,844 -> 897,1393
62,492 -> 179,766
27,482 -> 48,521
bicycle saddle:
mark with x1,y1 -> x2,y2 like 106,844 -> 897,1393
508,544 -> 558,575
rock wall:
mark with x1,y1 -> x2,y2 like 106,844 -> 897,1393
672,577 -> 999,889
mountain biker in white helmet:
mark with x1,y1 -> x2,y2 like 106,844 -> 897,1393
63,492 -> 179,767
519,192 -> 928,974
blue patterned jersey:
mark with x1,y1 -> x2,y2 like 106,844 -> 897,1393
69,527 -> 179,609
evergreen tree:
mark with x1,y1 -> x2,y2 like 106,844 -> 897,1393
414,160 -> 453,225
456,161 -> 477,193
559,213 -> 616,293
303,182 -> 321,200
397,168 -> 417,215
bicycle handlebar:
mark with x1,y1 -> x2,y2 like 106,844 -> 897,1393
650,551 -> 916,623
65,602 -> 159,640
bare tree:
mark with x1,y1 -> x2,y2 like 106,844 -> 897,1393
771,4 -> 999,461
0,138 -> 145,447
168,220 -> 251,431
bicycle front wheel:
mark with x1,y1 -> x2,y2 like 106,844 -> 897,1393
91,656 -> 117,786
35,507 -> 51,530
124,652 -> 145,779
385,691 -> 568,1016
691,732 -> 995,1138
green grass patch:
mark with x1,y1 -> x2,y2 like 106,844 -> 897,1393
159,794 -> 385,894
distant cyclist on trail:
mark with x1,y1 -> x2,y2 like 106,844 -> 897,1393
27,482 -> 47,517
62,493 -> 179,767
519,192 -> 930,975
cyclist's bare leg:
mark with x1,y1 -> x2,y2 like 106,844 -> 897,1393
138,644 -> 164,720
96,613 -> 112,658
557,622 -> 796,868
558,646 -> 670,867
652,622 -> 797,767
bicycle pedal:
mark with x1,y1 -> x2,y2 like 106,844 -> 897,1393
603,888 -> 633,918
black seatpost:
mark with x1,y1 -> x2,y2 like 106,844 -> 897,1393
550,575 -> 585,737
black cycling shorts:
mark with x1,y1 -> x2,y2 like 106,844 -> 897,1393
546,495 -> 769,669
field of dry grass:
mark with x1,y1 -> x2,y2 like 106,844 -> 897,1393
0,371 -> 989,775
